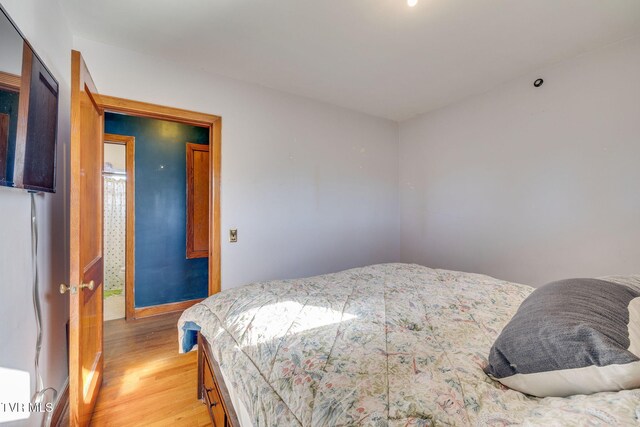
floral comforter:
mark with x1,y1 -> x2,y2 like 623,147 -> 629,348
178,263 -> 640,426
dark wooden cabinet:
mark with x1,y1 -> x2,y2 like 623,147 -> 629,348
202,353 -> 227,426
186,142 -> 210,259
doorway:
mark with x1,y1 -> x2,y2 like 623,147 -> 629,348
98,95 -> 222,298
103,134 -> 134,320
103,113 -> 211,318
102,142 -> 126,320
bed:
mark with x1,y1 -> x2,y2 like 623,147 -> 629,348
178,263 -> 640,426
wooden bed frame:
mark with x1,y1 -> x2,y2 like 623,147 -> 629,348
197,332 -> 240,427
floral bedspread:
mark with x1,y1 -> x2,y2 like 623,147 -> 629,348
178,263 -> 640,426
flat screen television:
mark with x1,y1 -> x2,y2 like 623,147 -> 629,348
0,5 -> 59,193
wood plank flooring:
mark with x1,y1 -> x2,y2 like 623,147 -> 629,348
89,312 -> 210,426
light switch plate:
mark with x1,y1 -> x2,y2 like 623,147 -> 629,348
229,229 -> 238,243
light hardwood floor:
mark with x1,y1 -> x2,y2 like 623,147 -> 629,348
89,312 -> 211,426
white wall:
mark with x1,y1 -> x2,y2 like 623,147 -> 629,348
399,36 -> 640,286
0,9 -> 23,75
0,0 -> 71,425
104,142 -> 125,172
73,37 -> 400,290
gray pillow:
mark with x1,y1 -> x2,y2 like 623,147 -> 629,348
484,278 -> 640,397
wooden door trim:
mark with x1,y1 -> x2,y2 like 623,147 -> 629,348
0,114 -> 8,178
210,123 -> 221,296
104,133 -> 135,320
134,298 -> 205,319
50,379 -> 69,427
0,70 -> 21,92
97,94 -> 219,127
97,95 -> 222,296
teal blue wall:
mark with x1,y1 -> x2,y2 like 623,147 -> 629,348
104,113 -> 209,308
0,89 -> 20,186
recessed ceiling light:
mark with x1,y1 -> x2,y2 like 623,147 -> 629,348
407,0 -> 418,7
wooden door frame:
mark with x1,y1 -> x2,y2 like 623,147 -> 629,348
96,95 -> 222,299
103,134 -> 135,320
0,70 -> 21,92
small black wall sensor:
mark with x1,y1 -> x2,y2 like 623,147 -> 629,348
533,78 -> 544,88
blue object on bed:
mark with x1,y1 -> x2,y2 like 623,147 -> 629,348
181,321 -> 201,352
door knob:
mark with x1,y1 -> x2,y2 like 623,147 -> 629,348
60,280 -> 95,294
80,280 -> 95,291
59,284 -> 77,294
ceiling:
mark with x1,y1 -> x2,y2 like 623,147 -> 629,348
60,0 -> 640,121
